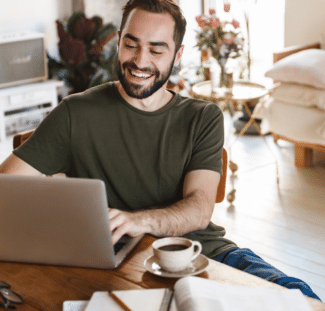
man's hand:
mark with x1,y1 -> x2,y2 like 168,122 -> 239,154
108,208 -> 149,244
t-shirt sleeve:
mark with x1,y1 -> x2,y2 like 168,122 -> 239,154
13,100 -> 71,175
185,103 -> 224,175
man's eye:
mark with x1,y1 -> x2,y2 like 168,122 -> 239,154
151,50 -> 163,55
125,44 -> 137,49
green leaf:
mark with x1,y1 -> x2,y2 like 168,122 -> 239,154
67,12 -> 85,33
96,23 -> 117,40
92,16 -> 103,29
90,16 -> 103,41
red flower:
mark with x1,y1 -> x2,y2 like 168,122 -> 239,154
224,3 -> 231,12
231,19 -> 240,29
209,16 -> 221,28
198,21 -> 206,28
195,14 -> 205,23
196,15 -> 206,28
209,9 -> 216,15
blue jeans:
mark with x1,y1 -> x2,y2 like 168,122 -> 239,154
213,248 -> 321,301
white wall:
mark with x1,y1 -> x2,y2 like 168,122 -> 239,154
285,0 -> 325,47
0,0 -> 72,56
84,0 -> 128,29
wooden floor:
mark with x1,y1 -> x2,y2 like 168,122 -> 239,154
213,113 -> 325,301
1,114 -> 325,301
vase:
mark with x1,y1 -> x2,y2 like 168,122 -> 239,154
217,59 -> 230,89
210,58 -> 233,93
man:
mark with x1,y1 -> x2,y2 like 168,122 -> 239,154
0,0 -> 320,301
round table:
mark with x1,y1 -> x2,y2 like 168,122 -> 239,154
191,80 -> 268,115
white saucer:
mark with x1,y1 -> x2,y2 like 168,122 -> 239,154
144,254 -> 209,278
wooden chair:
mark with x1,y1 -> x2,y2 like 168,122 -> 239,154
13,130 -> 228,203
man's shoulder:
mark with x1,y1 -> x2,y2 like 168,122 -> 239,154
62,82 -> 116,107
175,94 -> 223,116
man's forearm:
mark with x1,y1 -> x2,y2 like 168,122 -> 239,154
144,190 -> 213,237
109,189 -> 214,244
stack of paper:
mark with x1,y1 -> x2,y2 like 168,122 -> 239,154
63,276 -> 314,311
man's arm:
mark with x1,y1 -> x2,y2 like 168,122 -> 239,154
109,169 -> 220,244
0,154 -> 43,175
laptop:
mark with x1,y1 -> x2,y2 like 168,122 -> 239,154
0,174 -> 144,269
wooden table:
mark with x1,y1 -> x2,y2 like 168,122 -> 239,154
1,236 -> 324,311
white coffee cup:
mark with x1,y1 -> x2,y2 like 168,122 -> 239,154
152,237 -> 202,272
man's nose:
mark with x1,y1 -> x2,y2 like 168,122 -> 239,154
133,48 -> 150,69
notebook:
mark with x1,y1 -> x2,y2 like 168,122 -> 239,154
0,174 -> 143,269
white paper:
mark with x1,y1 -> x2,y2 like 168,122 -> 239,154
83,289 -> 177,311
174,276 -> 313,311
62,300 -> 88,311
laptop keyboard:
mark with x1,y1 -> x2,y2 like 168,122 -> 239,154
113,235 -> 132,254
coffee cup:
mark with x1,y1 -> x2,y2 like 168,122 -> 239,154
152,237 -> 202,272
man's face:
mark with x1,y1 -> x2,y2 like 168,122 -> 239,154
117,9 -> 182,99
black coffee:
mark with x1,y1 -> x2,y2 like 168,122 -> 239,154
158,244 -> 189,251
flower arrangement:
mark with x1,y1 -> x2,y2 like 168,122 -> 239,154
195,7 -> 244,87
48,12 -> 118,94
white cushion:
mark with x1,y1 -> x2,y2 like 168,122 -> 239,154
265,49 -> 325,89
271,83 -> 325,111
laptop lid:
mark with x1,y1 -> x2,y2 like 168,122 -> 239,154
0,174 -> 143,269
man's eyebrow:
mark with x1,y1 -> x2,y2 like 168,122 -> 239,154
149,41 -> 170,50
123,33 -> 170,50
124,33 -> 139,42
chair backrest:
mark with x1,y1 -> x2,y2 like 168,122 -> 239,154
13,129 -> 35,149
13,130 -> 227,203
216,148 -> 227,203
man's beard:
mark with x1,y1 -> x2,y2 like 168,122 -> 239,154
117,57 -> 175,99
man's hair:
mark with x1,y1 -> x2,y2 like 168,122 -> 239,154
120,0 -> 187,52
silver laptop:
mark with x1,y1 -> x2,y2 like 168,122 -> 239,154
0,174 -> 143,269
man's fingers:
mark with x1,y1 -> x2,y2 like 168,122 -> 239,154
108,209 -> 145,244
108,208 -> 121,219
109,212 -> 126,233
112,224 -> 128,244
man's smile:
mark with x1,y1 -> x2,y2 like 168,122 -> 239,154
129,69 -> 153,79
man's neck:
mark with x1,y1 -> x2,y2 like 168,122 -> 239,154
115,82 -> 174,112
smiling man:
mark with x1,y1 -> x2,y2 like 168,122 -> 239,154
0,0 -> 320,300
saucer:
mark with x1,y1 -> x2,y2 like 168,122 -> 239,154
144,254 -> 209,278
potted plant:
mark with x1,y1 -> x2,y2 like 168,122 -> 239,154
48,12 -> 118,94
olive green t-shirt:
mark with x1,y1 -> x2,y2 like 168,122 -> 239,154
13,82 -> 237,257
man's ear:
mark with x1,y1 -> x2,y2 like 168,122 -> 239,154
174,45 -> 184,67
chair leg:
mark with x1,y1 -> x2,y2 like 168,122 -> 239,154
272,133 -> 280,143
295,145 -> 313,167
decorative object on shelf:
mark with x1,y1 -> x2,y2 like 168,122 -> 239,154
48,12 -> 118,94
195,8 -> 244,90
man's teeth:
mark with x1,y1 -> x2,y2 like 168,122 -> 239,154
130,70 -> 152,78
